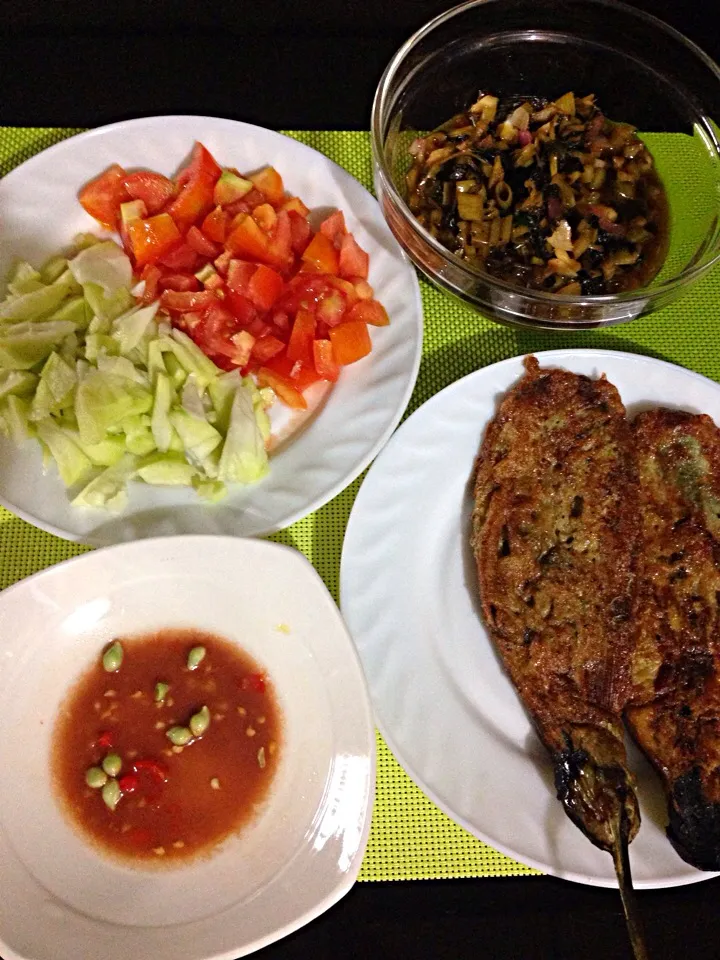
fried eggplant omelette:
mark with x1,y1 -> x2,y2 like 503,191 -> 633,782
471,356 -> 641,853
626,409 -> 720,870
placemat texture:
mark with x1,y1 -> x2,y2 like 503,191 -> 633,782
2,126 -> 719,882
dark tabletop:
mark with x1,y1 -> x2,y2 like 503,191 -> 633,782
3,1 -> 720,957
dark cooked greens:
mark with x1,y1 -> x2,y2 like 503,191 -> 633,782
406,92 -> 668,295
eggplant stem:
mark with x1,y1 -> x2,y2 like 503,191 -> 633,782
611,806 -> 649,960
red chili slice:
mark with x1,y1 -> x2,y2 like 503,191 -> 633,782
118,773 -> 139,794
133,758 -> 169,784
241,673 -> 266,694
97,731 -> 113,750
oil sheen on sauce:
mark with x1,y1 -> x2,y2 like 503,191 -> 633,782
52,628 -> 282,863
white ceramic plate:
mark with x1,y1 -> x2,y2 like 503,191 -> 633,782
339,348 -> 720,889
0,116 -> 422,544
0,536 -> 375,960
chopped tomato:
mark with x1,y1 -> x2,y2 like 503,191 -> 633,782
160,289 -> 217,313
227,259 -> 257,294
79,164 -> 130,229
226,214 -> 271,261
195,301 -> 241,359
313,339 -> 339,381
124,171 -> 177,214
329,319 -> 372,364
128,213 -> 182,268
226,289 -> 257,326
249,166 -> 284,205
320,210 -> 347,248
347,298 -> 390,326
186,225 -> 220,258
265,352 -> 323,389
339,233 -> 369,280
267,210 -> 292,268
301,232 -> 340,274
316,290 -> 347,326
252,203 -> 277,233
139,264 -> 162,304
201,206 -> 228,243
247,265 -> 284,311
329,275 -> 360,305
354,279 -> 374,300
288,210 -> 312,255
214,249 -> 232,275
224,188 -> 265,216
286,308 -> 317,365
203,272 -> 225,292
281,196 -> 310,216
229,330 -> 256,366
256,367 -> 307,410
175,142 -> 222,188
251,334 -> 285,365
159,242 -> 199,272
159,273 -> 200,292
247,317 -> 271,339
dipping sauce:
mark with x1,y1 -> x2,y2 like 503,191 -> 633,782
406,91 -> 669,295
52,629 -> 282,863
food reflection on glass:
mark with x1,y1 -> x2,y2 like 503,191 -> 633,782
52,629 -> 281,863
407,92 -> 669,295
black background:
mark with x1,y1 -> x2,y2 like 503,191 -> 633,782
3,1 -> 719,957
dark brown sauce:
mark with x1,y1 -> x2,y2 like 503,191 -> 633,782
52,629 -> 282,864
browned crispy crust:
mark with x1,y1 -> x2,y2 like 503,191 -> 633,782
471,355 -> 640,852
626,409 -> 720,869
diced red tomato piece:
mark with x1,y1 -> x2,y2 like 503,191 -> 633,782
124,171 -> 177,215
281,196 -> 310,216
201,206 -> 229,243
251,334 -> 285,364
195,301 -> 241,359
160,289 -> 217,313
247,265 -> 284,311
78,164 -> 130,229
228,330 -> 255,366
288,210 -> 312,255
128,213 -> 182,268
256,367 -> 307,409
271,310 -> 290,335
347,299 -> 390,326
227,259 -> 258,295
313,339 -> 340,381
226,214 -> 271,261
329,319 -> 372,365
265,352 -> 322,389
166,177 -> 216,233
267,210 -> 292,268
186,225 -> 220,258
353,279 -> 374,300
301,232 -> 340,274
287,308 -> 317,365
226,289 -> 258,326
175,142 -> 222,188
247,317 -> 271,339
203,272 -> 225,292
249,166 -> 285,205
339,232 -> 370,280
319,210 -> 347,248
158,273 -> 200,292
139,264 -> 162,304
316,290 -> 347,327
328,275 -> 360,305
252,203 -> 277,233
224,188 -> 265,217
159,242 -> 199,272
214,250 -> 232,275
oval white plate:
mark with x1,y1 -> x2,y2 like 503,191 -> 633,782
0,536 -> 375,960
0,116 -> 422,544
340,348 -> 720,889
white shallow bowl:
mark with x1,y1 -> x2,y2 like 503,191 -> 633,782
0,115 -> 423,544
340,348 -> 720,889
0,536 -> 375,960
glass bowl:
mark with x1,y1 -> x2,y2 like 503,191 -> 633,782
371,0 -> 720,330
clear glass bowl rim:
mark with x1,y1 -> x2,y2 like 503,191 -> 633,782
370,0 -> 720,307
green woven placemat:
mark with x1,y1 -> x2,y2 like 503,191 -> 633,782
2,126 -> 720,883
